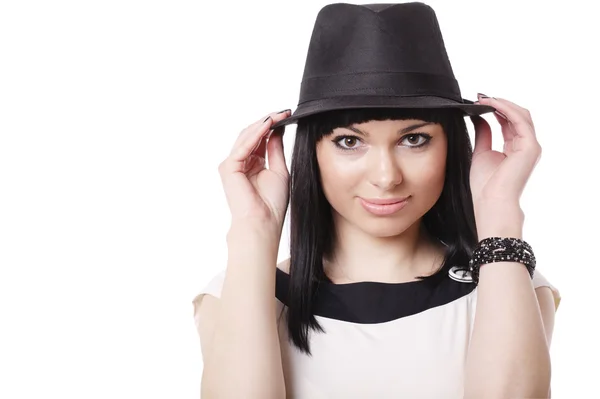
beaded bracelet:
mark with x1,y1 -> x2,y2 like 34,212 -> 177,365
469,237 -> 536,285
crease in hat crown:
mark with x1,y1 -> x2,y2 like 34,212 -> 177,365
271,2 -> 495,129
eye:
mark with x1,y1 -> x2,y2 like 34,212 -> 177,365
333,135 -> 362,150
401,133 -> 431,148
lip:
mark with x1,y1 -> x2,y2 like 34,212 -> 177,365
360,197 -> 410,205
359,196 -> 410,216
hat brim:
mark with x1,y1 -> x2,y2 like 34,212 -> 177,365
271,96 -> 495,129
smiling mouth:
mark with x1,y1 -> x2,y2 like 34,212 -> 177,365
359,197 -> 410,216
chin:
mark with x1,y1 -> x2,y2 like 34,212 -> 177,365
357,218 -> 412,238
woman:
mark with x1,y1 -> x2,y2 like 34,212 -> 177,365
193,3 -> 560,398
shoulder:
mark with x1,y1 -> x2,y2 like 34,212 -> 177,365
192,259 -> 291,359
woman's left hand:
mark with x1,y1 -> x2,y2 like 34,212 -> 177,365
469,94 -> 542,212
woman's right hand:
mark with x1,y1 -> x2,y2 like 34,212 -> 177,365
218,110 -> 291,231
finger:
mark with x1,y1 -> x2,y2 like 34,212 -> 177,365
253,132 -> 269,160
470,115 -> 492,155
230,115 -> 274,162
476,95 -> 535,136
231,109 -> 291,162
493,97 -> 531,119
247,110 -> 291,159
243,154 -> 266,176
254,138 -> 268,159
220,110 -> 290,177
477,94 -> 530,118
230,114 -> 270,150
493,110 -> 508,122
491,109 -> 516,145
266,127 -> 288,178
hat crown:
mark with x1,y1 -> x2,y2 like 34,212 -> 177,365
305,3 -> 454,79
299,2 -> 461,104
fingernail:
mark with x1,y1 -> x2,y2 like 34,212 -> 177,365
277,109 -> 291,114
477,93 -> 490,99
263,116 -> 272,123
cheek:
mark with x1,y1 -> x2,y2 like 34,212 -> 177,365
405,150 -> 447,195
317,148 -> 363,204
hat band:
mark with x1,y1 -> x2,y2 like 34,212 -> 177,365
299,71 -> 462,104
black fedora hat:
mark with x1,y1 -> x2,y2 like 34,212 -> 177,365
272,2 -> 495,129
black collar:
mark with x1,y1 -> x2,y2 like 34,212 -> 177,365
275,267 -> 475,323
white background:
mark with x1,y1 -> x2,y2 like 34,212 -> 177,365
1,1 -> 598,398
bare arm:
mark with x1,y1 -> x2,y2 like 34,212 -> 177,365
199,110 -> 291,398
464,208 -> 552,398
200,225 -> 285,398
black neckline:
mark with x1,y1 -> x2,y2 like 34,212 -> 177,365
275,267 -> 475,323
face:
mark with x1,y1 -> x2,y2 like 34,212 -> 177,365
316,118 -> 447,238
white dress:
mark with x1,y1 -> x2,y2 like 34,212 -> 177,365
193,265 -> 560,398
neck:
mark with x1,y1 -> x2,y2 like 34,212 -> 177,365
324,215 -> 445,284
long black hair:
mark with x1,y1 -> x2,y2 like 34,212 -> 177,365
286,107 -> 478,355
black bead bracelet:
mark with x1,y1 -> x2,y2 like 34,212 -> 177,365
469,237 -> 536,285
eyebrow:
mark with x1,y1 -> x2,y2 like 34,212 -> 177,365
345,122 -> 434,136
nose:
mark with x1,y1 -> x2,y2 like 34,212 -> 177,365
367,148 -> 403,190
